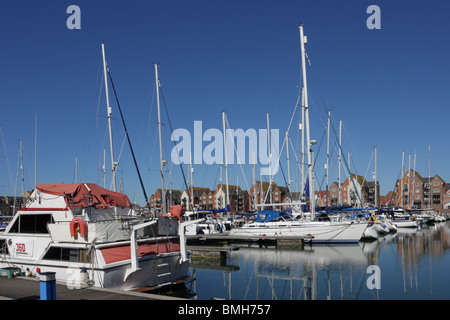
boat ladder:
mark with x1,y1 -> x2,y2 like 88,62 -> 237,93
156,262 -> 171,287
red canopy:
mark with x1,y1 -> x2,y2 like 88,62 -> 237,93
36,183 -> 132,209
169,205 -> 185,222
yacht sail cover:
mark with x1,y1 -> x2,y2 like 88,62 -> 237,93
36,183 -> 132,209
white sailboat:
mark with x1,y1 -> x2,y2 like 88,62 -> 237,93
230,25 -> 369,244
229,210 -> 370,243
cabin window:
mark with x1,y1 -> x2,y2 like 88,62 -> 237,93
43,247 -> 90,263
8,214 -> 52,234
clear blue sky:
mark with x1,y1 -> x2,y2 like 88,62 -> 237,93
1,0 -> 450,206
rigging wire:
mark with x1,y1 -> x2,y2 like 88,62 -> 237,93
158,84 -> 193,209
106,66 -> 150,208
304,50 -> 364,206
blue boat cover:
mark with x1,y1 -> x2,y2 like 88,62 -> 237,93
255,210 -> 292,222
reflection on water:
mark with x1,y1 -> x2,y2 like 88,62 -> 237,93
187,222 -> 450,300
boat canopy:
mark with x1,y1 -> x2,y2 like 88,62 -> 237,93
255,210 -> 292,223
36,183 -> 132,209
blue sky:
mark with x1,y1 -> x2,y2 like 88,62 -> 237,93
1,1 -> 450,206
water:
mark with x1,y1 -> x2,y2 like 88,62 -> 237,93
184,222 -> 450,300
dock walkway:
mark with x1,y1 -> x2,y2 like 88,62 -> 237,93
0,276 -> 185,300
187,231 -> 309,247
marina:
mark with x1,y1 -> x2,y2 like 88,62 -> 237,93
1,1 -> 450,303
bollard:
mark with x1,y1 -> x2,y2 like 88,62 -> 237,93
39,272 -> 56,300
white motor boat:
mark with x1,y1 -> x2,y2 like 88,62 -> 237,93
0,183 -> 198,291
388,207 -> 418,228
184,211 -> 230,236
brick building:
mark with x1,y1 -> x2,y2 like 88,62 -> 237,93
149,189 -> 181,212
248,181 -> 288,211
388,170 -> 449,212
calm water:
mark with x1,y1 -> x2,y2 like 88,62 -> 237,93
184,222 -> 450,300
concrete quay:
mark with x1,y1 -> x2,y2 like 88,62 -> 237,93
0,276 -> 186,300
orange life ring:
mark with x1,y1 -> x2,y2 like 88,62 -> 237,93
70,217 -> 88,239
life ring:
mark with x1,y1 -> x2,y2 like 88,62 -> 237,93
70,217 -> 88,239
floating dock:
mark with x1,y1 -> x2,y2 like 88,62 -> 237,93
187,231 -> 309,248
188,245 -> 239,259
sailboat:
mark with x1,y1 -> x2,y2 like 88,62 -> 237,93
230,25 -> 369,244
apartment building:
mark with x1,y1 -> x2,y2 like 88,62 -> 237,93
390,169 -> 449,212
149,189 -> 182,211
248,181 -> 288,211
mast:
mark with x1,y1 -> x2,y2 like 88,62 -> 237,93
401,151 -> 404,207
103,148 -> 106,188
267,112 -> 272,204
20,140 -> 25,204
412,152 -> 416,209
428,144 -> 431,208
374,146 -> 378,207
189,151 -> 193,210
34,113 -> 37,189
338,120 -> 342,206
299,24 -> 314,216
222,111 -> 230,208
326,110 -> 331,206
408,153 -> 411,209
154,64 -> 166,215
253,150 -> 257,210
286,131 -> 291,192
101,42 -> 117,191
301,87 -> 306,201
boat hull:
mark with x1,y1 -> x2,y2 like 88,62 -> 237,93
229,221 -> 368,244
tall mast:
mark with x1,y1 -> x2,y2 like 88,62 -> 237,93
300,87 -> 305,201
401,151 -> 404,207
222,111 -> 230,208
412,152 -> 416,209
34,113 -> 37,189
253,150 -> 257,210
286,131 -> 291,192
408,153 -> 411,209
103,148 -> 106,188
154,64 -> 166,215
20,139 -> 25,204
101,42 -> 117,191
189,151 -> 193,210
338,120 -> 342,206
428,144 -> 431,208
326,110 -> 331,206
267,112 -> 273,204
299,24 -> 314,216
374,146 -> 378,207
